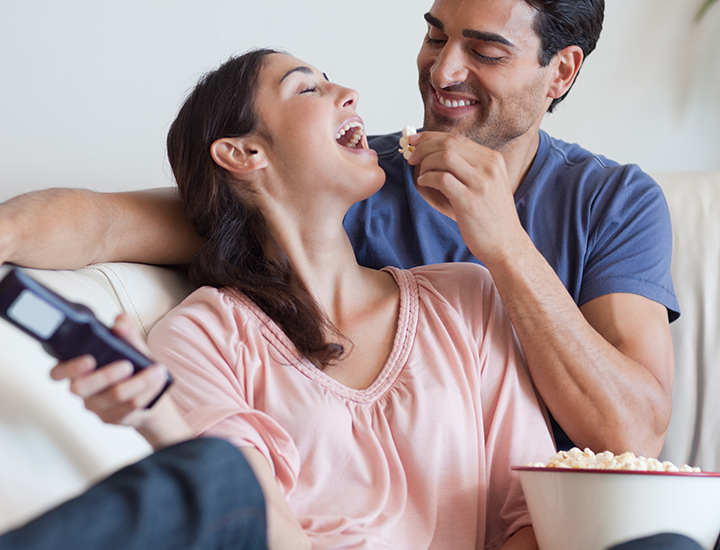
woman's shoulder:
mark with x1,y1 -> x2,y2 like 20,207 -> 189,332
397,263 -> 504,330
149,285 -> 262,343
407,263 -> 495,299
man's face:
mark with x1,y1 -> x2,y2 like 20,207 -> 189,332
417,0 -> 554,152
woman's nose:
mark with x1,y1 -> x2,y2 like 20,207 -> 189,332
337,85 -> 359,109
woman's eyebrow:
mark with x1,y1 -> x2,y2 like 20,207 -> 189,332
280,65 -> 314,83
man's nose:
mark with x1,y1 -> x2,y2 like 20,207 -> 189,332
431,44 -> 469,89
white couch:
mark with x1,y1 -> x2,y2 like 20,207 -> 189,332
1,171 -> 719,532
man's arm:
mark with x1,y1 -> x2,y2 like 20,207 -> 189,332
0,187 -> 203,268
408,132 -> 674,456
488,244 -> 673,457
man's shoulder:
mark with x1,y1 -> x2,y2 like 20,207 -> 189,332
534,131 -> 658,195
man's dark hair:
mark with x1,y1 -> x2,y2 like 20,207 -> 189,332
524,0 -> 605,112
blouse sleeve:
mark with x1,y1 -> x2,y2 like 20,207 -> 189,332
147,286 -> 301,495
468,267 -> 555,550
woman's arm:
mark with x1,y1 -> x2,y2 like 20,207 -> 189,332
241,448 -> 311,550
499,526 -> 538,550
0,187 -> 203,268
51,314 -> 311,550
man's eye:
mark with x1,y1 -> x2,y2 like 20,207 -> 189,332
425,29 -> 446,46
300,86 -> 317,94
472,51 -> 502,64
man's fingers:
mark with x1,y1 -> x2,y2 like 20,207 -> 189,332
416,170 -> 467,206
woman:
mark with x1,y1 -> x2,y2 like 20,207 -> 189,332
54,49 -> 554,550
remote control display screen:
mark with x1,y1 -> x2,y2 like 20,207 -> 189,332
7,290 -> 65,339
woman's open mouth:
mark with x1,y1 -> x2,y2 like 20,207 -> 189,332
335,120 -> 365,149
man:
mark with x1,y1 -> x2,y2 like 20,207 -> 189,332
0,0 -> 677,456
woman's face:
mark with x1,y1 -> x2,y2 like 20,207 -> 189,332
253,54 -> 385,206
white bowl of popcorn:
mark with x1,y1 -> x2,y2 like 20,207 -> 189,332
514,448 -> 720,550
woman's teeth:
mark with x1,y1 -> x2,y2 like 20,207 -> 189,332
436,93 -> 478,108
336,121 -> 364,149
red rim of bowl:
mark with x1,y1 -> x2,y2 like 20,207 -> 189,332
512,466 -> 720,477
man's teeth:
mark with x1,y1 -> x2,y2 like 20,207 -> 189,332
436,93 -> 478,108
336,121 -> 364,148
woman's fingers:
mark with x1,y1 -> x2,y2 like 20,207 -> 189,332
50,354 -> 97,381
112,313 -> 151,354
84,363 -> 170,424
49,312 -> 171,426
67,360 -> 135,399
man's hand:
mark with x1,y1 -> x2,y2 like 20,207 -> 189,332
406,131 -> 531,267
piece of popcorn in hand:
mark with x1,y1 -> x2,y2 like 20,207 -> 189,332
398,126 -> 417,160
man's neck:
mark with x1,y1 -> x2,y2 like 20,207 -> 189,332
497,128 -> 542,195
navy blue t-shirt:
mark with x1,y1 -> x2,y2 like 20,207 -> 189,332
343,129 -> 680,449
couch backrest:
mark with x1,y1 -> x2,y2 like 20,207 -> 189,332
654,172 -> 720,472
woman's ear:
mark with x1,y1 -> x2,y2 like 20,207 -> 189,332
548,45 -> 584,100
211,137 -> 268,176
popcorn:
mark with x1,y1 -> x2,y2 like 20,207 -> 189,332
398,126 -> 417,160
527,447 -> 701,473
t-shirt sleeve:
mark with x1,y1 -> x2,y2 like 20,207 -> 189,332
147,287 -> 300,494
580,166 -> 679,320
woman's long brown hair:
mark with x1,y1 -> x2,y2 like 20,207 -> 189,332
166,49 -> 344,368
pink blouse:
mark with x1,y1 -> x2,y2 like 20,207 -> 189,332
148,264 -> 555,550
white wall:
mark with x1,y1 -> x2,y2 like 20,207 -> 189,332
1,0 -> 718,203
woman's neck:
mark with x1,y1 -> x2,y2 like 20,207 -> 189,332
261,196 -> 401,389
263,199 -> 394,330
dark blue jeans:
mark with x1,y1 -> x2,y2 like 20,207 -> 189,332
608,533 -> 716,550
0,438 -> 267,550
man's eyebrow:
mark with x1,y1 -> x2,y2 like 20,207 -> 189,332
424,11 -> 516,49
280,65 -> 314,84
424,12 -> 444,31
462,29 -> 516,49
